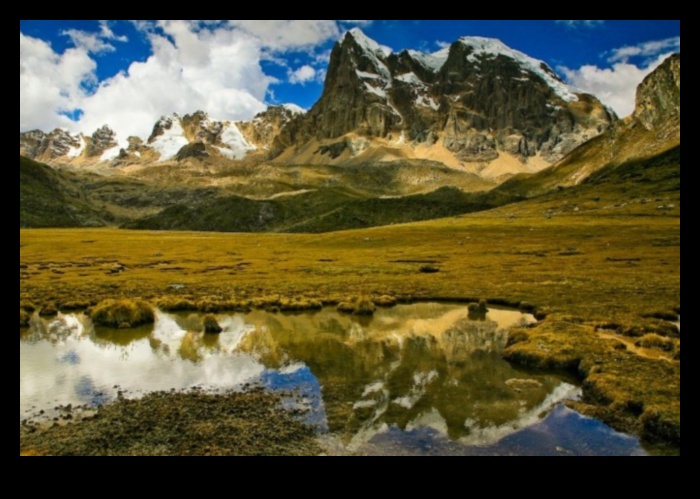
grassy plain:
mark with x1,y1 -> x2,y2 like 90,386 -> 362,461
20,199 -> 680,444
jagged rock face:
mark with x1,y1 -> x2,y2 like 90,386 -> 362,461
20,129 -> 83,161
274,29 -> 614,164
86,125 -> 118,158
635,53 -> 680,130
237,106 -> 304,150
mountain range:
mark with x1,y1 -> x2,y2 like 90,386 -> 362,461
19,30 -> 680,232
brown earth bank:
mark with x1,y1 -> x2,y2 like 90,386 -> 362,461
20,389 -> 321,457
19,209 -> 680,448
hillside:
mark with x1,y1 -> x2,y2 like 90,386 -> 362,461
19,156 -> 104,228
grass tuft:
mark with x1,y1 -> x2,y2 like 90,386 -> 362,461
88,299 -> 155,329
203,315 -> 223,334
635,334 -> 675,352
338,295 -> 376,316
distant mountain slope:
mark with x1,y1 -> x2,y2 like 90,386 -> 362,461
494,53 -> 680,200
124,186 -> 509,234
19,156 -> 104,228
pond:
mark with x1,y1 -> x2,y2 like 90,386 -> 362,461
20,302 -> 650,456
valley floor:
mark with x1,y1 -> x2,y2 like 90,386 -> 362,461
19,209 -> 681,448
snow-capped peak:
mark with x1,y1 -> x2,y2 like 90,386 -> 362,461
282,103 -> 306,115
407,47 -> 450,72
457,36 -> 579,102
149,115 -> 188,161
347,28 -> 392,58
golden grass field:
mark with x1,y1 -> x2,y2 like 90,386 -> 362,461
19,208 -> 680,444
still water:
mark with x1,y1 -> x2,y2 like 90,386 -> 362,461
20,303 -> 648,456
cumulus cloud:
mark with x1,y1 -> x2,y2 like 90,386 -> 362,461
288,65 -> 316,84
556,20 -> 604,28
20,33 -> 96,132
99,20 -> 128,42
226,20 -> 341,52
559,38 -> 680,117
20,20 -> 371,140
76,21 -> 276,141
62,29 -> 116,54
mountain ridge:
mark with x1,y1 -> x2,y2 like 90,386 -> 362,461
20,29 -> 613,182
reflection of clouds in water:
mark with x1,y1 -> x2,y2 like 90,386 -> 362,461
392,371 -> 439,410
20,312 -> 266,418
20,304 -> 595,456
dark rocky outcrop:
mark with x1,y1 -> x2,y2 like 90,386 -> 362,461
634,53 -> 680,131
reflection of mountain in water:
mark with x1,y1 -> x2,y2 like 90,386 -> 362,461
20,303 -> 575,451
236,304 -> 572,449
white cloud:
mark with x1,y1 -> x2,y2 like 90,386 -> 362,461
226,20 -> 341,51
62,29 -> 115,54
288,65 -> 316,84
19,20 -> 373,140
99,20 -> 128,42
76,21 -> 274,140
557,20 -> 604,29
20,33 -> 96,132
561,52 -> 675,117
608,36 -> 680,63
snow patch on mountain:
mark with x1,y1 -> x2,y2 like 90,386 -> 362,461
100,145 -> 121,161
348,28 -> 392,57
458,36 -> 579,102
66,135 -> 86,158
407,48 -> 450,72
219,122 -> 255,159
150,117 -> 189,161
348,28 -> 392,79
282,104 -> 306,115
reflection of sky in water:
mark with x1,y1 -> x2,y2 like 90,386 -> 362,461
358,406 -> 647,456
20,305 -> 649,455
261,365 -> 328,432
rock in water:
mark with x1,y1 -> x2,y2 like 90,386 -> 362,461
203,315 -> 223,334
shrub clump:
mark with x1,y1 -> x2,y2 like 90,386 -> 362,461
89,299 -> 155,329
635,334 -> 675,352
19,300 -> 36,313
279,298 -> 323,312
20,310 -> 30,328
338,296 -> 376,316
203,315 -> 223,334
156,296 -> 197,312
39,304 -> 58,317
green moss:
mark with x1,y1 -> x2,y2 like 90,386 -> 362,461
507,318 -> 681,443
89,299 -> 155,329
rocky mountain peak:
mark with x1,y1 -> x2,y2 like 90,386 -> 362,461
634,53 -> 680,130
86,125 -> 118,158
273,31 -> 613,168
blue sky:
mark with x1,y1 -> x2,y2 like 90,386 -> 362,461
20,20 -> 680,142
